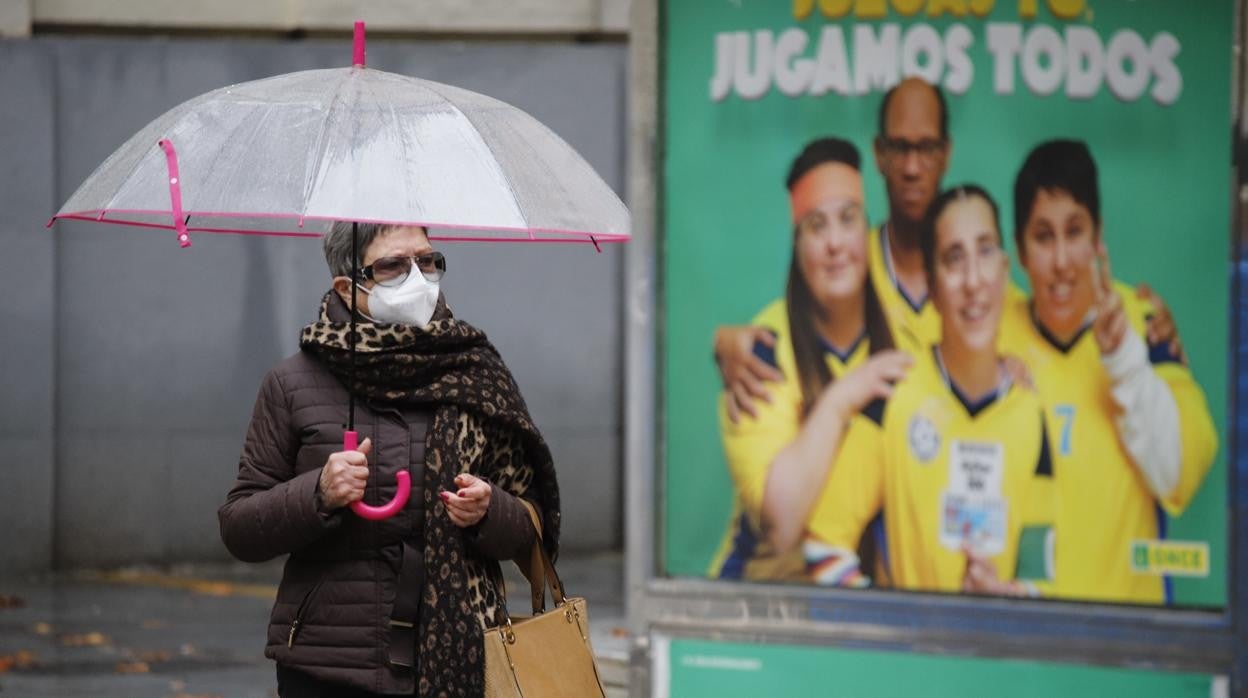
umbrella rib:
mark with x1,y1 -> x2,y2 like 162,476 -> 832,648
478,106 -> 592,239
360,73 -> 415,226
411,79 -> 530,234
197,98 -> 289,216
301,69 -> 354,220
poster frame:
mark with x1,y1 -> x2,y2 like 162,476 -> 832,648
623,0 -> 1248,694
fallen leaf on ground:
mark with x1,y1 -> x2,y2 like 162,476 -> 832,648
115,660 -> 150,674
0,650 -> 39,673
191,581 -> 234,597
0,595 -> 27,609
61,632 -> 110,647
133,649 -> 172,663
31,622 -> 53,635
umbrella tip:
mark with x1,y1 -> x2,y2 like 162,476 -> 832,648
353,21 -> 366,67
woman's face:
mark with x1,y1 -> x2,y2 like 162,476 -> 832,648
1019,188 -> 1098,341
930,196 -> 1008,354
336,225 -> 433,317
790,162 -> 869,311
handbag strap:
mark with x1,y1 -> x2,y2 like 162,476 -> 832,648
503,499 -> 568,618
515,499 -> 547,614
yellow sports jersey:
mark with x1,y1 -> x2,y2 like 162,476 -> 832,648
870,225 -> 942,352
710,304 -> 871,581
805,348 -> 1055,593
999,281 -> 1218,604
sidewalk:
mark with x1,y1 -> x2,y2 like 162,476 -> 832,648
0,551 -> 627,697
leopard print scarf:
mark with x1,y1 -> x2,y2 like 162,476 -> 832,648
299,290 -> 560,698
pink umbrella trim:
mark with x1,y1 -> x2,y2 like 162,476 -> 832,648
49,209 -> 629,244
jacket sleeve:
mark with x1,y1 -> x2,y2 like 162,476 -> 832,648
218,368 -> 344,562
719,337 -> 802,533
466,489 -> 539,562
464,423 -> 538,561
1100,328 -> 1183,500
1106,285 -> 1218,514
1155,362 -> 1218,515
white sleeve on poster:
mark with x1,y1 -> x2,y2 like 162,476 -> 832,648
1101,329 -> 1182,500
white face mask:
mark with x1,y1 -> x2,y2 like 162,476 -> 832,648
359,268 -> 440,327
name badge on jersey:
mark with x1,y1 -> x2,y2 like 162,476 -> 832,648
940,440 -> 1007,555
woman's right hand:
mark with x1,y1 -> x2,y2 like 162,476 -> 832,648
823,350 -> 912,420
713,325 -> 784,423
962,544 -> 1029,597
319,437 -> 372,510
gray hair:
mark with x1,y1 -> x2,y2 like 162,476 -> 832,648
322,221 -> 393,278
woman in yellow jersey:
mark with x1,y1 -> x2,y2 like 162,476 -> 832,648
713,79 -> 952,424
804,185 -> 1055,595
1003,140 -> 1217,604
710,138 -> 911,582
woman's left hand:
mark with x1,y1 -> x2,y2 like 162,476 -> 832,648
441,473 -> 492,527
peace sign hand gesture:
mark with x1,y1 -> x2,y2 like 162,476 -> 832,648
1091,241 -> 1128,355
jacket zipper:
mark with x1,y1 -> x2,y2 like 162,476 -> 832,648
287,575 -> 327,649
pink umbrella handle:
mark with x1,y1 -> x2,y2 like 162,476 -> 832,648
343,430 -> 411,520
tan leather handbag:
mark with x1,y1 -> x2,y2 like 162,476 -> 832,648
483,501 -> 607,698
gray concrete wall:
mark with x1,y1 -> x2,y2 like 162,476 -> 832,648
26,0 -> 630,35
0,42 -> 56,572
0,35 -> 626,572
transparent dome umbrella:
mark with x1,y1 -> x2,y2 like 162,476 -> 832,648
50,22 -> 630,519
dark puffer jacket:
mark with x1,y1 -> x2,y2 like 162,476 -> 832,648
218,351 -> 536,694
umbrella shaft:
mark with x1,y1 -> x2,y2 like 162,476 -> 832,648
349,221 -> 357,432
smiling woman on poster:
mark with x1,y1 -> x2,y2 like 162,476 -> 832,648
709,138 -> 911,582
803,186 -> 1055,595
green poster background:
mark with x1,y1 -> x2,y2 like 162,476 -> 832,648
662,638 -> 1221,697
662,0 -> 1231,606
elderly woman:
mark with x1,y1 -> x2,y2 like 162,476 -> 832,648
219,222 -> 560,697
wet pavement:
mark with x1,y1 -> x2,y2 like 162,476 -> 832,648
0,552 -> 627,697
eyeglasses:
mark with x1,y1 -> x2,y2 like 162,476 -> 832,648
877,137 -> 946,166
358,252 -> 446,286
